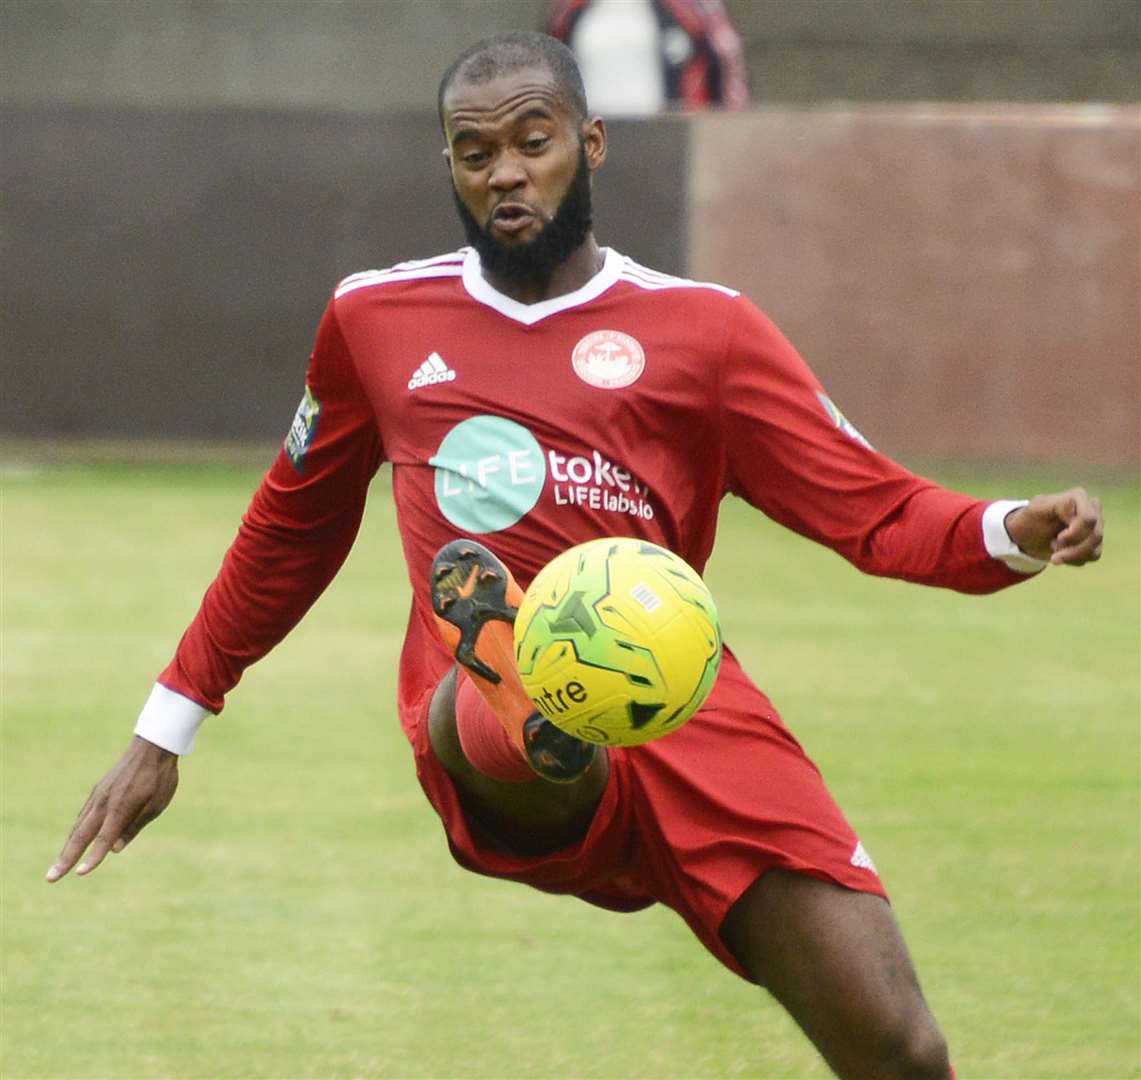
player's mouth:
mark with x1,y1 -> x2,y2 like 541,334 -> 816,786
489,202 -> 540,237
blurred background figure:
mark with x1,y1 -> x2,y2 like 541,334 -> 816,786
546,0 -> 749,115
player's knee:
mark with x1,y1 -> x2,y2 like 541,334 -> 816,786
867,1011 -> 949,1080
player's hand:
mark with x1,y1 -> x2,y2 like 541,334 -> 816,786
45,735 -> 179,882
1004,488 -> 1104,566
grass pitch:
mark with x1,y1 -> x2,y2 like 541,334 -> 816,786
3,460 -> 1139,1078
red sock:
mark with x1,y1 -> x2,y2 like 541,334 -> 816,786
454,670 -> 535,783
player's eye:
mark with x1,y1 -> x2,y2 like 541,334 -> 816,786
523,135 -> 550,152
460,150 -> 490,167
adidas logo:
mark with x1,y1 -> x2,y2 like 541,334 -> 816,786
850,841 -> 878,874
408,352 -> 457,390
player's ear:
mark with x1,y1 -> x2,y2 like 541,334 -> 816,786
583,117 -> 607,171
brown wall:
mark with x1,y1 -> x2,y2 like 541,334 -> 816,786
691,105 -> 1140,466
731,0 -> 1140,103
3,103 -> 1138,465
0,105 -> 685,440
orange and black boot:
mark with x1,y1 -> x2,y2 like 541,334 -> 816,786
430,539 -> 597,783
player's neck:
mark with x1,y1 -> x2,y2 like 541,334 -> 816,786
481,236 -> 605,306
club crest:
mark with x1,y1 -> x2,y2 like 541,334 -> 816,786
571,330 -> 646,390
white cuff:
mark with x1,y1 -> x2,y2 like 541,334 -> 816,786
134,684 -> 209,755
982,500 -> 1048,575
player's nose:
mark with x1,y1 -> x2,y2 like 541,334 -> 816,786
487,150 -> 527,192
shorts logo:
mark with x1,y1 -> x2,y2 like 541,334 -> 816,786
284,384 -> 321,473
430,415 -> 546,534
571,330 -> 646,390
816,391 -> 874,450
850,841 -> 878,874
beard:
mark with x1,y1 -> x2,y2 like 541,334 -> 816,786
451,144 -> 593,285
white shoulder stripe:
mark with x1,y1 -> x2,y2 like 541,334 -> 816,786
619,271 -> 739,298
622,267 -> 678,286
336,269 -> 378,289
339,249 -> 466,285
621,257 -> 739,297
391,250 -> 469,271
623,262 -> 679,283
335,263 -> 464,299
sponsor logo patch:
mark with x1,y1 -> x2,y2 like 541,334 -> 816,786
430,415 -> 546,533
284,385 -> 321,473
571,329 -> 646,390
549,447 -> 654,520
429,415 -> 657,533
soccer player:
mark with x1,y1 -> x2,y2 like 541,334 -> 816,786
46,32 -> 1104,1079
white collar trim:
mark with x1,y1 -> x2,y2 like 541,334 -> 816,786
461,247 -> 624,326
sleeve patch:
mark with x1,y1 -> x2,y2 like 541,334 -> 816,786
816,391 -> 874,450
285,385 -> 322,473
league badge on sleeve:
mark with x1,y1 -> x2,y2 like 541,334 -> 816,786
816,391 -> 873,450
285,384 -> 322,473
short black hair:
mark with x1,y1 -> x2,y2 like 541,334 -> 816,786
437,31 -> 589,130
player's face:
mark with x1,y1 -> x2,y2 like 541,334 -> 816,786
443,66 -> 605,277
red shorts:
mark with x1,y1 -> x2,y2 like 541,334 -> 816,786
412,647 -> 887,980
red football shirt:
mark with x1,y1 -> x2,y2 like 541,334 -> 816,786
145,248 -> 1037,748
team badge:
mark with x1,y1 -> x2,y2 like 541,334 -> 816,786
571,330 -> 646,390
284,384 -> 321,473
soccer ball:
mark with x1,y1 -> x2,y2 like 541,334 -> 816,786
513,538 -> 722,747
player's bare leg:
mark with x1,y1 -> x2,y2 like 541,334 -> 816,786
427,540 -> 609,855
428,669 -> 608,855
720,870 -> 951,1079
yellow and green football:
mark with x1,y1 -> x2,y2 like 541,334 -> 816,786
513,538 -> 721,747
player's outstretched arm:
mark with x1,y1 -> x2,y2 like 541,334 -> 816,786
45,735 -> 178,883
1003,487 -> 1104,566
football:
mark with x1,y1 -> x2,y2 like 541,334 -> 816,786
513,538 -> 722,746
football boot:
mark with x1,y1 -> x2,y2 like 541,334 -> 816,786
430,539 -> 597,783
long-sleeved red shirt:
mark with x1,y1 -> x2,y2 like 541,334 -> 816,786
137,248 -> 1040,752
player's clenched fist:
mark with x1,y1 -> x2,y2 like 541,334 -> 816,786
1004,487 -> 1105,566
45,735 -> 179,882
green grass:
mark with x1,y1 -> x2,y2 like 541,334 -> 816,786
3,461 -> 1138,1078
